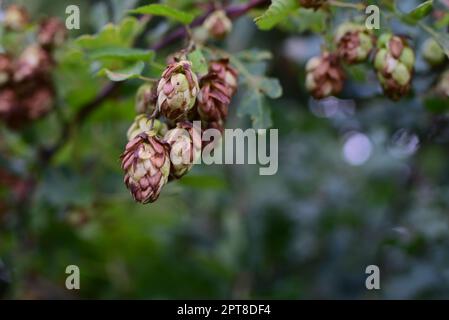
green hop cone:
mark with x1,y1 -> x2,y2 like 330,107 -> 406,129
127,115 -> 168,141
374,34 -> 415,101
121,131 -> 171,204
163,121 -> 201,179
422,38 -> 446,67
157,60 -> 199,121
335,23 -> 374,64
135,83 -> 157,115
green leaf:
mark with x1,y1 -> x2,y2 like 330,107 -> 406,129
238,90 -> 273,129
254,0 -> 299,30
188,49 -> 208,77
129,4 -> 195,25
405,0 -> 433,22
89,47 -> 155,61
259,78 -> 282,99
76,17 -> 143,49
99,61 -> 145,81
419,22 -> 449,58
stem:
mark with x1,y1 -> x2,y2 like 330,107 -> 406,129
138,75 -> 159,82
329,0 -> 365,10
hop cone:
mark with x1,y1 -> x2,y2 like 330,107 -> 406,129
14,45 -> 53,82
164,122 -> 201,179
335,23 -> 374,64
299,0 -> 327,10
305,52 -> 345,99
4,5 -> 29,31
422,38 -> 446,67
121,132 -> 170,204
374,34 -> 415,100
0,54 -> 13,86
135,83 -> 157,115
203,10 -> 233,40
127,115 -> 167,141
209,59 -> 238,96
157,60 -> 199,120
38,17 -> 67,50
197,72 -> 231,122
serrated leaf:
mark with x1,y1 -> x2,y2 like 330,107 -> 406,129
129,4 -> 195,25
259,78 -> 282,99
89,47 -> 155,61
405,0 -> 433,22
100,61 -> 144,81
238,90 -> 273,129
254,0 -> 299,30
187,49 -> 208,77
76,17 -> 143,49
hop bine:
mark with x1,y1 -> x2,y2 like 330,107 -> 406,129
299,0 -> 327,10
374,34 -> 415,101
157,60 -> 199,121
335,23 -> 374,65
121,131 -> 171,204
164,122 -> 201,179
305,52 -> 345,99
127,115 -> 167,141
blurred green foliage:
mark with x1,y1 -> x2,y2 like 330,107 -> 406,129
1,0 -> 449,300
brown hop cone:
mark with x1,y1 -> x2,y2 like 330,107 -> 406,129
14,45 -> 53,82
164,122 -> 201,179
121,132 -> 171,204
22,84 -> 54,120
335,23 -> 374,64
3,5 -> 29,31
197,73 -> 231,122
135,83 -> 157,115
37,18 -> 67,50
0,54 -> 13,86
157,60 -> 199,120
209,59 -> 238,96
0,88 -> 18,122
374,34 -> 415,100
203,10 -> 233,40
299,0 -> 327,10
305,52 -> 345,99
